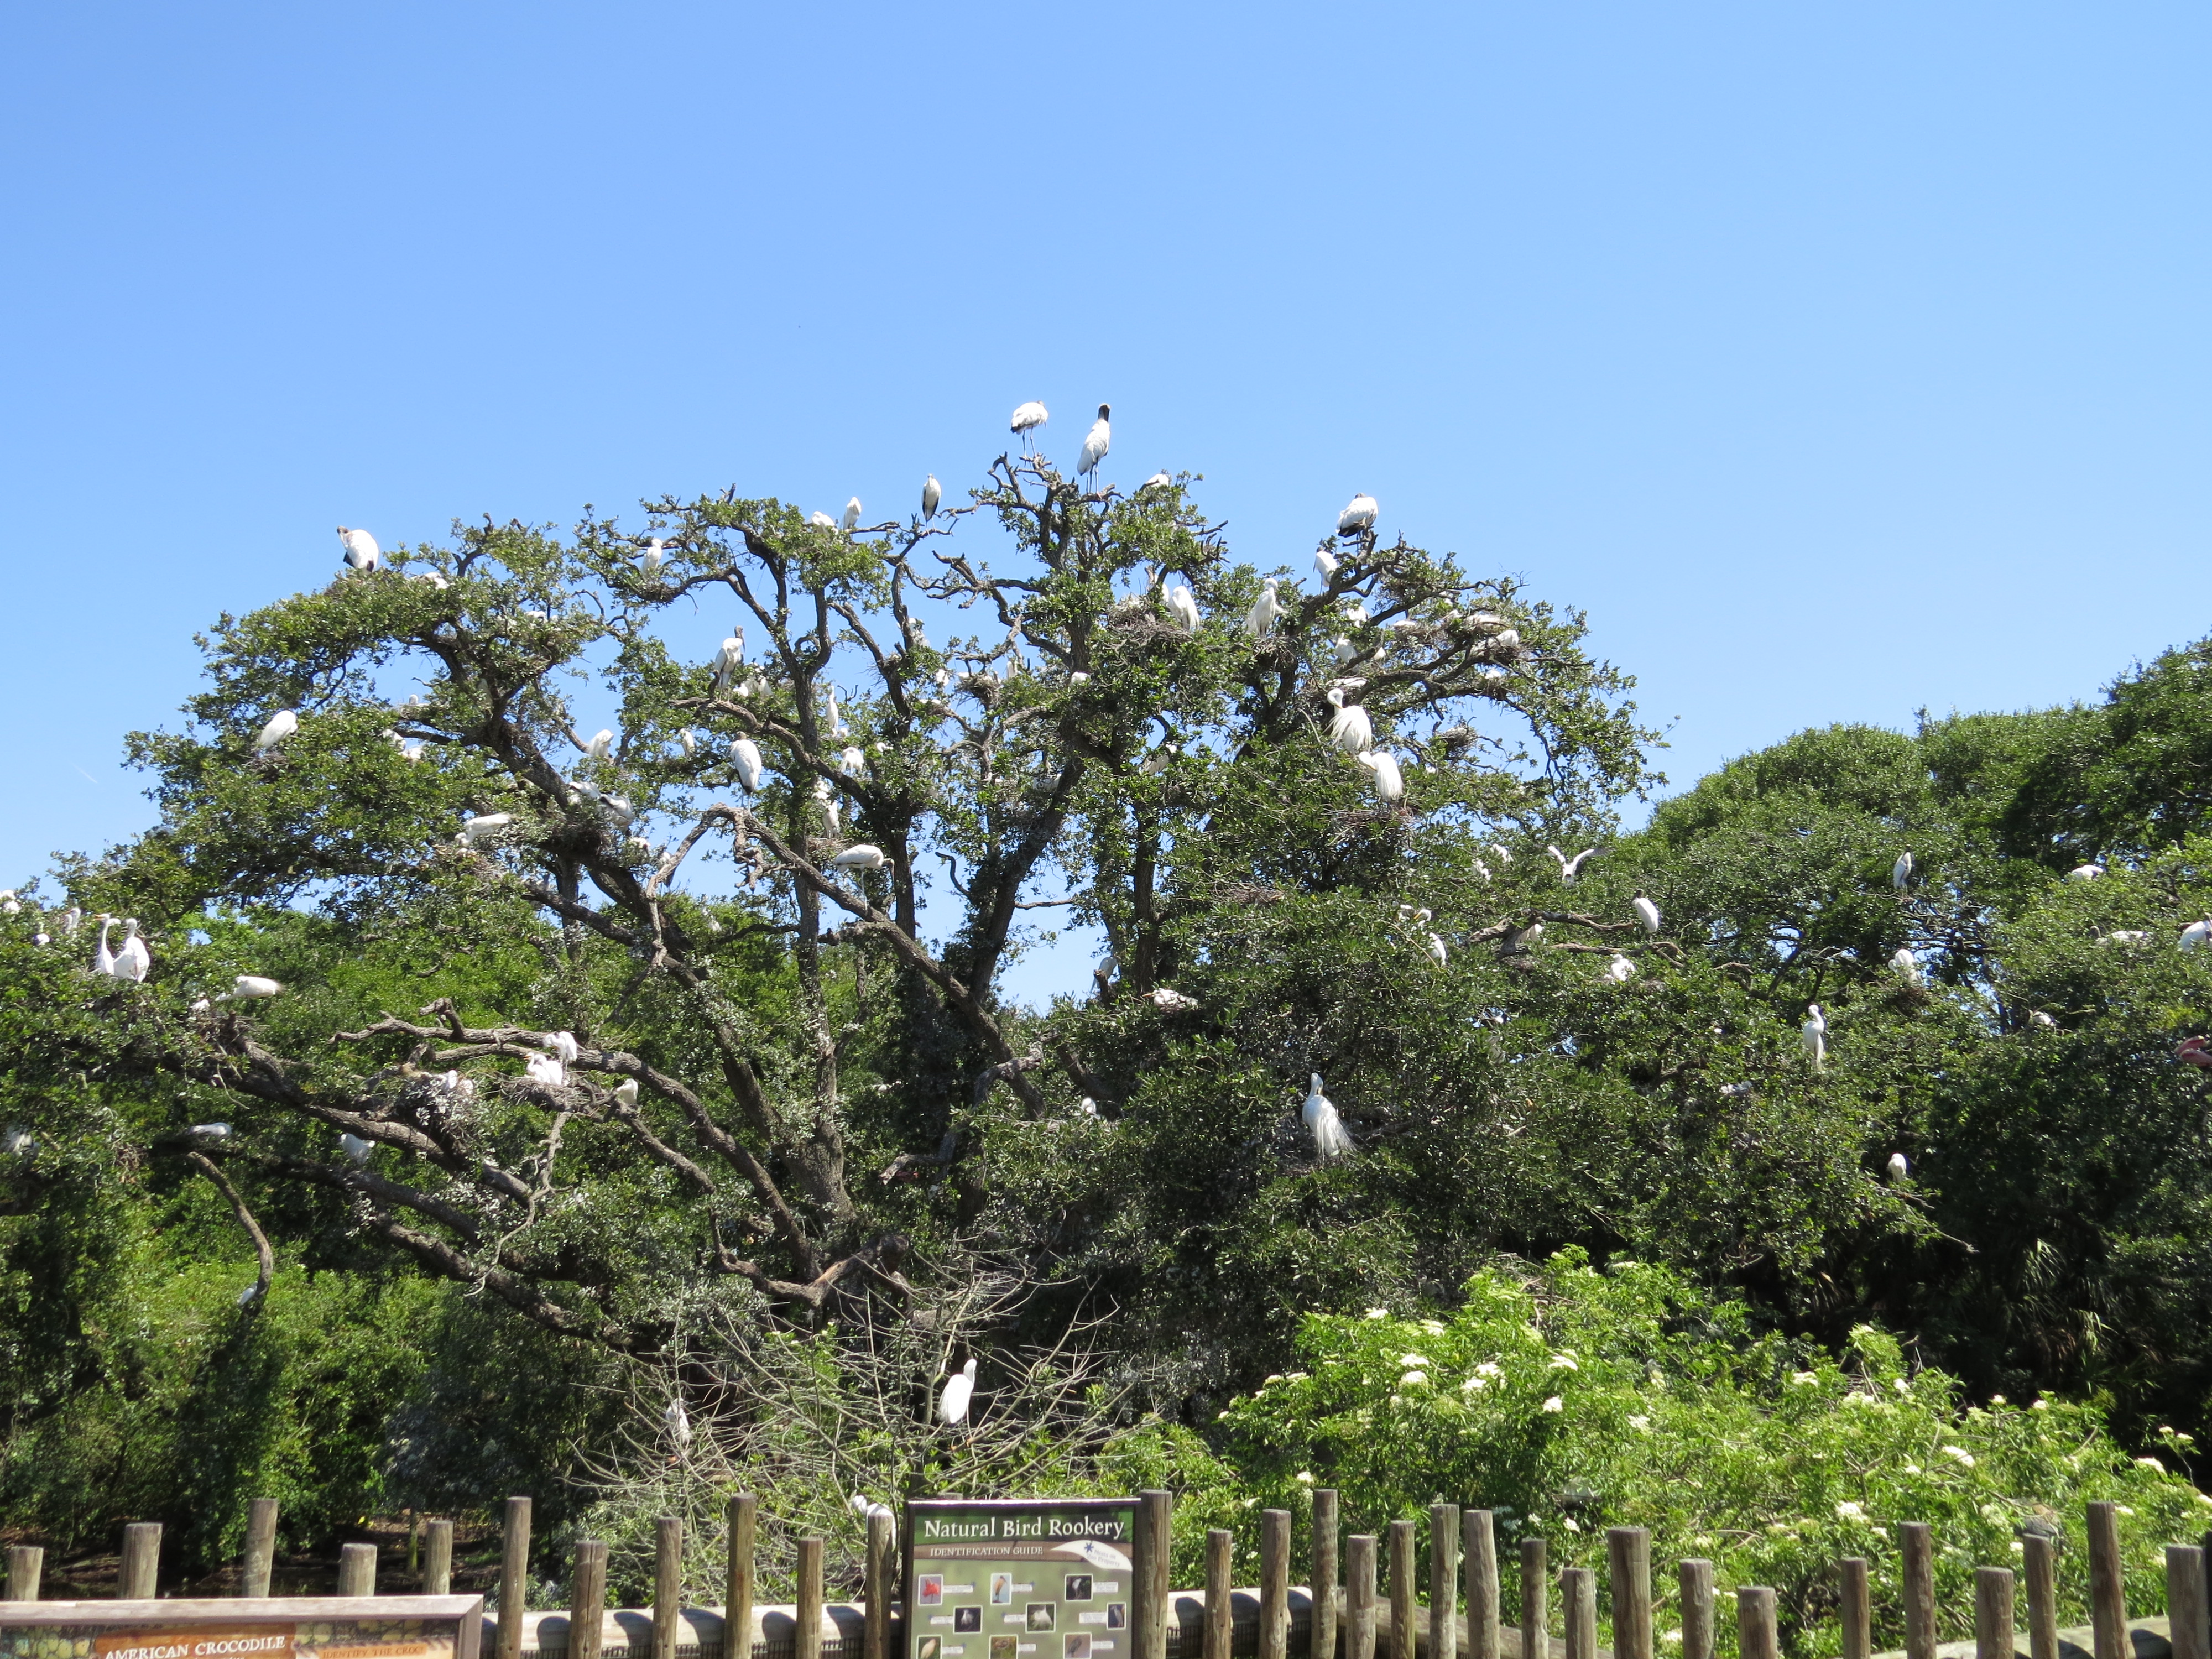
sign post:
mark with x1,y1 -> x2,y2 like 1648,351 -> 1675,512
904,1501 -> 1139,1659
0,1597 -> 484,1659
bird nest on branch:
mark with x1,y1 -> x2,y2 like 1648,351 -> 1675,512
1108,616 -> 1196,648
1328,806 -> 1412,844
1213,883 -> 1288,907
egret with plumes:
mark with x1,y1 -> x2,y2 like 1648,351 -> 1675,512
337,526 -> 380,572
1892,852 -> 1913,891
460,812 -> 513,846
839,745 -> 868,777
1604,953 -> 1636,983
1337,494 -> 1378,535
940,1357 -> 978,1426
809,510 -> 837,529
922,476 -> 942,517
340,1132 -> 374,1166
1165,583 -> 1202,635
93,916 -> 117,978
227,975 -> 284,1000
1077,404 -> 1111,480
114,920 -> 150,983
1802,1004 -> 1827,1071
1546,846 -> 1597,885
583,729 -> 613,760
1010,400 -> 1048,446
1245,578 -> 1282,640
1426,932 -> 1448,967
1632,891 -> 1661,934
678,729 -> 697,758
546,1030 -> 580,1065
841,497 -> 863,532
254,709 -> 299,752
829,844 -> 894,873
1357,750 -> 1404,804
1324,686 -> 1371,754
730,738 -> 764,791
1314,548 -> 1338,578
1303,1074 -> 1354,1161
524,1052 -> 564,1087
641,538 -> 668,572
1886,1151 -> 1909,1181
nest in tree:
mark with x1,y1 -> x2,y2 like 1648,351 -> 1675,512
1329,806 -> 1411,845
1214,883 -> 1287,906
1110,616 -> 1194,648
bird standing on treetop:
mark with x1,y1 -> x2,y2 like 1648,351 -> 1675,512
1891,948 -> 1922,986
922,476 -> 942,517
939,1358 -> 977,1426
1078,404 -> 1112,482
641,538 -> 668,572
1303,1073 -> 1354,1161
1325,686 -> 1372,755
254,709 -> 299,752
114,920 -> 150,983
1547,846 -> 1598,886
337,526 -> 380,573
1010,400 -> 1047,447
1166,583 -> 1201,635
1337,494 -> 1378,535
829,844 -> 894,873
1314,547 -> 1338,578
1357,749 -> 1404,804
583,729 -> 613,761
1892,852 -> 1913,891
1802,1005 -> 1828,1071
2068,863 -> 2106,882
841,497 -> 862,532
1245,578 -> 1282,640
92,916 -> 117,978
1632,891 -> 1661,934
730,738 -> 763,792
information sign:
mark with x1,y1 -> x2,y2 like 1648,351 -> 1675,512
904,1499 -> 1138,1659
0,1597 -> 483,1659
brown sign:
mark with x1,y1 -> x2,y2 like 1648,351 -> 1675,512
1,1597 -> 481,1659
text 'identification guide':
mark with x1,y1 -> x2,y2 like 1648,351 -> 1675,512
904,1499 -> 1139,1659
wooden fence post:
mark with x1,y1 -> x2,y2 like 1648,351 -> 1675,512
1520,1541 -> 1548,1659
500,1498 -> 534,1659
1839,1558 -> 1870,1659
337,1545 -> 377,1598
119,1524 -> 161,1600
2023,1536 -> 2057,1659
1430,1506 -> 1459,1659
571,1540 -> 608,1659
1138,1491 -> 1172,1659
1736,1589 -> 1777,1659
2168,1546 -> 2209,1659
242,1500 -> 279,1599
425,1520 -> 455,1598
1464,1512 -> 1499,1659
1206,1531 -> 1234,1659
1974,1569 -> 2015,1659
727,1494 -> 757,1659
1389,1521 -> 1416,1659
655,1517 -> 684,1659
2087,1503 -> 2125,1659
1347,1536 -> 1378,1659
867,1506 -> 895,1659
1900,1525 -> 1936,1659
1313,1490 -> 1340,1659
1561,1570 -> 1595,1659
1606,1530 -> 1650,1659
1262,1510 -> 1291,1659
4,1546 -> 43,1603
1677,1561 -> 1714,1659
796,1538 -> 824,1659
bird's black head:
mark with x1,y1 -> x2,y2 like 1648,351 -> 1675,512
1097,403 -> 1110,419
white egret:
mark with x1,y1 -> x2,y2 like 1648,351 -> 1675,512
1892,852 -> 1913,891
922,476 -> 942,517
114,920 -> 150,983
1337,494 -> 1378,536
1325,686 -> 1372,754
1303,1074 -> 1354,1161
1801,1005 -> 1827,1071
1546,846 -> 1598,885
337,526 -> 381,572
0,892 -> 15,915
1890,948 -> 1921,986
826,686 -> 849,738
340,1132 -> 374,1166
1147,987 -> 1197,1011
60,908 -> 81,936
730,738 -> 764,792
839,745 -> 868,777
2105,930 -> 2149,945
814,776 -> 841,833
583,729 -> 614,761
808,510 -> 837,529
1490,843 -> 1514,865
1077,404 -> 1111,481
678,729 -> 697,758
1426,932 -> 1448,967
1314,548 -> 1339,579
1166,583 -> 1202,635
1603,953 -> 1636,983
1886,1151 -> 1909,1182
2182,920 -> 2211,952
1357,750 -> 1404,804
546,1030 -> 580,1065
829,844 -> 894,873
665,1397 -> 692,1449
841,497 -> 863,532
641,538 -> 668,572
460,812 -> 512,846
254,709 -> 299,752
187,1122 -> 233,1144
227,975 -> 284,1000
1632,891 -> 1661,935
1140,469 -> 1171,492
1245,578 -> 1282,640
524,1052 -> 565,1087
613,1078 -> 639,1107
92,916 -> 117,978
1010,400 -> 1048,446
2067,863 -> 2106,883
940,1357 -> 978,1426
1,1128 -> 34,1159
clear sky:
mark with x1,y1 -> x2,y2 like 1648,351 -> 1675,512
3,4 -> 2205,1003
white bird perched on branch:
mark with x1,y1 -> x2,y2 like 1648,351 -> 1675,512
1886,1151 -> 1909,1182
611,1078 -> 639,1108
114,920 -> 150,983
841,497 -> 863,533
1147,987 -> 1197,1011
813,776 -> 841,833
665,1397 -> 692,1449
187,1122 -> 233,1145
829,844 -> 894,873
922,476 -> 942,517
1426,932 -> 1448,967
1078,404 -> 1111,481
524,1052 -> 565,1087
1140,470 -> 1171,493
730,738 -> 763,792
1325,686 -> 1371,755
1245,578 -> 1282,641
583,729 -> 613,761
460,812 -> 512,847
223,975 -> 284,1001
1891,947 -> 1921,985
1314,547 -> 1338,578
677,729 -> 697,759
1892,852 -> 1913,891
940,1358 -> 977,1426
546,1030 -> 580,1065
1603,953 -> 1636,983
1010,400 -> 1048,447
254,709 -> 299,752
2067,863 -> 2106,882
1303,1073 -> 1354,1161
92,916 -> 117,978
2182,920 -> 2211,952
712,634 -> 745,691
1357,750 -> 1404,804
640,538 -> 668,572
1631,891 -> 1661,935
1337,494 -> 1378,536
340,1132 -> 374,1166
849,1493 -> 893,1524
1801,1004 -> 1827,1071
0,891 -> 16,915
1166,583 -> 1202,635
337,526 -> 380,572
808,510 -> 837,529
839,746 -> 868,778
1547,845 -> 1598,885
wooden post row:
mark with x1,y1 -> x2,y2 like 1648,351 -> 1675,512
1205,1531 -> 1233,1659
1389,1520 -> 1416,1659
1260,1510 -> 1291,1659
1347,1535 -> 1378,1659
119,1524 -> 161,1600
1974,1568 -> 2015,1659
425,1519 -> 455,1598
1139,1490 -> 1172,1659
2088,1501 -> 2126,1659
1736,1589 -> 1778,1659
242,1500 -> 279,1600
1561,1570 -> 1595,1659
336,1543 -> 377,1598
796,1537 -> 824,1659
654,1517 -> 683,1659
1464,1511 -> 1499,1659
571,1540 -> 609,1659
1608,1528 -> 1651,1659
2024,1535 -> 2058,1659
1430,1504 -> 1459,1659
4,1546 -> 43,1603
500,1498 -> 533,1659
867,1506 -> 895,1659
1313,1490 -> 1340,1659
1839,1557 -> 1870,1659
728,1493 -> 758,1659
1678,1560 -> 1714,1659
1521,1539 -> 1547,1659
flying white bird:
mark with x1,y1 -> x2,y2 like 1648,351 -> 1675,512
1337,494 -> 1378,535
1547,846 -> 1598,885
1325,686 -> 1372,754
1802,1005 -> 1828,1072
1303,1073 -> 1355,1160
254,709 -> 299,752
2067,864 -> 2106,883
337,526 -> 380,572
1010,400 -> 1048,446
1166,583 -> 1202,635
1632,892 -> 1662,935
546,1030 -> 580,1065
460,812 -> 512,846
940,1357 -> 978,1426
1245,578 -> 1282,641
1886,1151 -> 1909,1182
1357,750 -> 1404,804
2182,920 -> 2211,952
1078,404 -> 1112,480
829,844 -> 894,873
613,1078 -> 639,1107
841,497 -> 862,532
340,1132 -> 374,1166
187,1122 -> 233,1144
524,1052 -> 565,1087
1891,948 -> 1921,985
1604,953 -> 1636,983
93,916 -> 117,978
1892,852 -> 1913,891
922,476 -> 942,517
1314,548 -> 1339,579
665,1398 -> 692,1449
583,729 -> 613,761
114,920 -> 150,983
730,738 -> 764,792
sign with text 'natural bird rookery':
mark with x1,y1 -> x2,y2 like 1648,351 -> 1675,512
902,1501 -> 1138,1659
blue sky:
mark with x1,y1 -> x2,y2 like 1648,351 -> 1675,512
3,4 -> 2205,1001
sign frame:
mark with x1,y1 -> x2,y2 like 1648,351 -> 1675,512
901,1499 -> 1139,1659
0,1595 -> 484,1659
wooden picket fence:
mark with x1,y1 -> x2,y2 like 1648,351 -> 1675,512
4,1492 -> 2208,1659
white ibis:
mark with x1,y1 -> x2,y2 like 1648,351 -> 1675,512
829,844 -> 894,873
1326,686 -> 1372,754
583,729 -> 613,760
524,1052 -> 565,1087
1303,1074 -> 1354,1160
1314,548 -> 1339,578
1078,404 -> 1111,481
1357,750 -> 1404,804
340,1132 -> 374,1166
923,476 -> 942,517
1604,953 -> 1636,983
460,812 -> 512,846
940,1357 -> 978,1425
1010,400 -> 1048,447
1886,1151 -> 1909,1181
730,738 -> 764,791
254,709 -> 299,752
337,526 -> 381,572
1632,892 -> 1661,934
1166,583 -> 1202,635
1245,578 -> 1282,640
2067,863 -> 2106,882
1892,852 -> 1913,891
841,497 -> 863,533
114,920 -> 150,983
1802,1005 -> 1827,1071
2183,920 -> 2211,952
1337,494 -> 1378,536
666,1398 -> 692,1450
1547,846 -> 1597,885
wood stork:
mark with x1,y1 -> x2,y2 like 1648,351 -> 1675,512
1245,578 -> 1282,640
1166,583 -> 1202,635
1547,846 -> 1598,885
1010,401 -> 1048,447
1802,1005 -> 1827,1071
1078,404 -> 1112,481
712,633 -> 745,692
841,497 -> 863,532
1303,1074 -> 1354,1160
1326,686 -> 1373,754
337,526 -> 380,572
1357,750 -> 1404,804
254,709 -> 299,752
730,739 -> 764,791
1337,494 -> 1378,536
829,844 -> 894,873
923,476 -> 942,517
940,1357 -> 978,1426
1892,852 -> 1913,891
1632,891 -> 1661,934
114,920 -> 150,983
